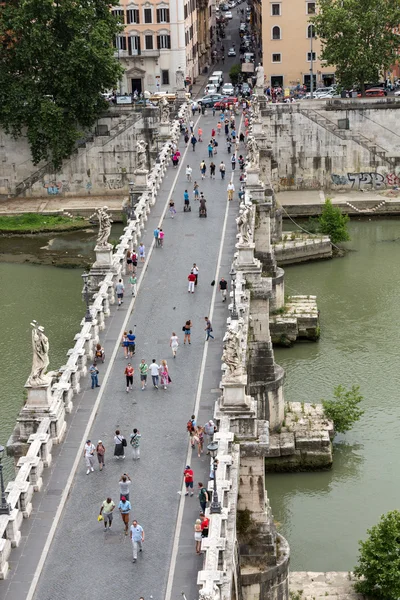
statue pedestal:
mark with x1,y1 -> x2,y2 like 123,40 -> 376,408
221,374 -> 253,412
134,170 -> 149,189
254,86 -> 264,97
252,121 -> 263,135
236,242 -> 256,266
24,380 -> 52,408
176,89 -> 187,104
159,122 -> 171,138
94,244 -> 113,268
246,167 -> 261,186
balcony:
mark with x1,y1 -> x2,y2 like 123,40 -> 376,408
114,50 -> 129,58
140,49 -> 161,57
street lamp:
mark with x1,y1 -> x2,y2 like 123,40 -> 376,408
229,266 -> 239,320
207,441 -> 222,514
81,273 -> 93,323
0,445 -> 11,515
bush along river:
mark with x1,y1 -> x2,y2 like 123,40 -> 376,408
268,219 -> 400,571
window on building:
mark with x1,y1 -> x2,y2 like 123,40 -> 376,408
272,53 -> 281,62
193,42 -> 197,56
145,34 -> 154,49
126,9 -> 139,24
161,70 -> 170,85
112,9 -> 125,22
144,8 -> 152,23
272,26 -> 281,39
190,24 -> 193,39
307,24 -> 315,37
128,35 -> 141,55
271,3 -> 280,16
157,34 -> 171,49
307,2 -> 316,13
157,8 -> 170,23
184,4 -> 188,18
307,51 -> 316,61
114,35 -> 127,50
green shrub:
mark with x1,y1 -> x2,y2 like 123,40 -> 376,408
322,385 -> 364,434
318,198 -> 350,244
229,63 -> 242,85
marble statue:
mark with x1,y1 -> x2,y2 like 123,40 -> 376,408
255,63 -> 265,88
176,69 -> 185,90
159,96 -> 170,122
96,206 -> 113,247
199,585 -> 221,600
136,139 -> 148,171
28,321 -> 50,386
251,95 -> 260,122
222,328 -> 242,375
236,207 -> 251,245
247,136 -> 259,169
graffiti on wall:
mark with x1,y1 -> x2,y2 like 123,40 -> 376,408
43,180 -> 70,195
331,172 -> 400,189
279,176 -> 320,189
105,178 -> 124,190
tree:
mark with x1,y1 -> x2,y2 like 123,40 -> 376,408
0,0 -> 124,169
229,64 -> 242,86
318,198 -> 350,244
312,0 -> 400,94
354,510 -> 400,599
322,385 -> 364,434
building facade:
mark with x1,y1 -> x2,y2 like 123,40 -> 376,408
261,0 -> 335,90
112,0 -> 213,94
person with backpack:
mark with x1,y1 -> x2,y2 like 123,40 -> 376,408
207,142 -> 213,158
187,414 -> 196,447
130,428 -> 141,460
220,161 -> 226,179
210,161 -> 216,179
231,153 -> 237,170
200,160 -> 207,179
191,135 -> 197,151
184,465 -> 194,496
198,482 -> 209,513
114,429 -> 126,459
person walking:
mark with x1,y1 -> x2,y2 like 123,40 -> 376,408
96,440 -> 105,471
188,270 -> 196,293
184,465 -> 194,496
197,127 -> 203,142
139,243 -> 145,263
115,279 -> 124,307
219,277 -> 228,301
170,332 -> 179,358
200,160 -> 207,179
139,359 -> 148,390
118,496 -> 131,535
220,161 -> 226,179
204,419 -> 216,449
204,316 -> 214,340
196,426 -> 204,458
127,329 -> 136,357
154,226 -> 160,247
189,119 -> 194,132
149,359 -> 160,389
187,414 -> 196,447
89,363 -> 100,389
130,428 -> 141,460
226,138 -> 232,154
193,181 -> 199,200
211,127 -> 216,138
160,359 -> 169,390
159,228 -> 165,246
114,429 -> 126,459
207,142 -> 213,158
169,200 -> 176,218
129,273 -> 137,296
227,181 -> 235,201
125,363 -> 134,392
183,319 -> 192,344
191,135 -> 197,151
192,263 -> 199,286
210,161 -> 216,178
231,153 -> 236,170
194,519 -> 202,554
83,439 -> 96,475
126,250 -> 133,273
121,331 -> 129,359
99,497 -> 115,531
119,473 -> 132,500
198,482 -> 209,514
186,165 -> 193,182
217,122 -> 222,135
200,512 -> 209,538
130,520 -> 145,563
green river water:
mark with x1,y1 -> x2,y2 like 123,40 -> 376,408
0,220 -> 398,571
269,218 -> 400,571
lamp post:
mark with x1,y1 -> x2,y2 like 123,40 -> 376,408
207,441 -> 222,514
81,273 -> 93,323
309,23 -> 314,100
0,445 -> 11,515
229,266 -> 238,320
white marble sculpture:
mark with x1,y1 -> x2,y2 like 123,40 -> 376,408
255,63 -> 265,88
176,69 -> 185,90
236,207 -> 251,245
136,139 -> 148,171
251,95 -> 261,122
222,328 -> 242,375
28,321 -> 50,386
159,96 -> 170,122
247,136 -> 260,169
96,206 -> 113,247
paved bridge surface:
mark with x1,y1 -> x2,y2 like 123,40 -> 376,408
0,79 -> 245,600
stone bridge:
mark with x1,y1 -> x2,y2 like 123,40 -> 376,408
0,96 -> 334,600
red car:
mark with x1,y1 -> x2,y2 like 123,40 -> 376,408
356,88 -> 386,98
214,96 -> 238,109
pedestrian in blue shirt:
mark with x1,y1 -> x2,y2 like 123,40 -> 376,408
118,496 -> 131,535
89,363 -> 99,389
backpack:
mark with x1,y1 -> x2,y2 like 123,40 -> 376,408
187,420 -> 195,433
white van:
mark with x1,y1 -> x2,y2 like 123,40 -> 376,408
208,75 -> 220,90
213,71 -> 224,86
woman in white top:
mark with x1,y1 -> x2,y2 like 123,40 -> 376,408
194,519 -> 202,554
114,429 -> 126,459
170,332 -> 179,358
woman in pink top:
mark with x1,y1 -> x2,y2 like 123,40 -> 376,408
160,359 -> 169,390
197,128 -> 203,142
159,228 -> 165,247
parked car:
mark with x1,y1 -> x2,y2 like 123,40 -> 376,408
364,87 -> 387,97
228,47 -> 236,57
241,82 -> 252,97
220,3 -> 229,10
205,84 -> 219,95
225,10 -> 233,18
222,83 -> 235,95
214,96 -> 238,109
198,94 -> 223,107
395,89 -> 400,97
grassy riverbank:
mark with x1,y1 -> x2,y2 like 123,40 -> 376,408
0,213 -> 88,234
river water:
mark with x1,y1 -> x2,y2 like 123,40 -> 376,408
268,219 -> 400,572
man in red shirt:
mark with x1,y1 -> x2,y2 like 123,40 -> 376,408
184,465 -> 194,496
188,270 -> 196,293
200,512 -> 209,537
